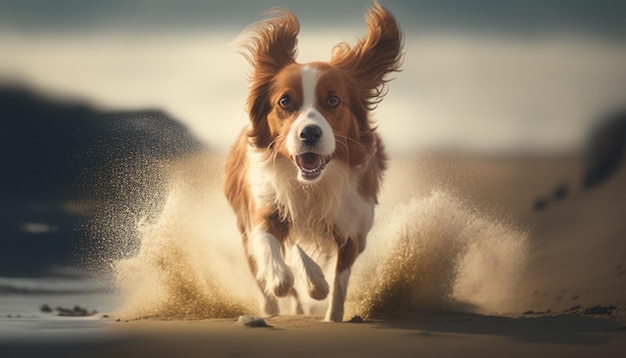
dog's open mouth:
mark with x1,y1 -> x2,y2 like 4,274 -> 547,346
295,153 -> 331,181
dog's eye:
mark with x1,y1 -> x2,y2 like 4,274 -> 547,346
327,95 -> 340,109
278,95 -> 291,109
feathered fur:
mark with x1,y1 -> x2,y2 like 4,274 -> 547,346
225,1 -> 402,322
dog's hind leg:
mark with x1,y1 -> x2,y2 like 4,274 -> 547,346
290,288 -> 304,315
324,237 -> 359,322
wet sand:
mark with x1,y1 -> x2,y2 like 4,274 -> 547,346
1,314 -> 625,358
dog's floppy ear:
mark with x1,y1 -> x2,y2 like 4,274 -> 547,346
238,10 -> 299,148
331,1 -> 403,112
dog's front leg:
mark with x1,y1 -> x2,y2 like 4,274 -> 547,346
289,244 -> 329,300
324,237 -> 359,322
248,226 -> 294,315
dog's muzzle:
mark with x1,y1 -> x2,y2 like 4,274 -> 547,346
295,153 -> 330,181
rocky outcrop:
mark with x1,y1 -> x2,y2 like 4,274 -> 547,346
582,109 -> 626,189
0,84 -> 204,275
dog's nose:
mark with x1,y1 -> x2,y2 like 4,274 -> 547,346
300,125 -> 322,146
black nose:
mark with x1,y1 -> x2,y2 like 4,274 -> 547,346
300,125 -> 322,146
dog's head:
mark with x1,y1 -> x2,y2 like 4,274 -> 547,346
240,1 -> 402,183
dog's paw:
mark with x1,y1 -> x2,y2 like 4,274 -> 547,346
291,244 -> 329,300
306,270 -> 329,300
261,296 -> 279,316
323,311 -> 344,323
269,263 -> 294,297
324,304 -> 345,322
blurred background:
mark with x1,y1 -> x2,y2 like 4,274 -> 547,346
0,0 -> 625,293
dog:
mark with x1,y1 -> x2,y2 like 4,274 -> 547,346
225,1 -> 402,322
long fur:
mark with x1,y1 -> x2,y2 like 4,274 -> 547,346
225,1 -> 402,322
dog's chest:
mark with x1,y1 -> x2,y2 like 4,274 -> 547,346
249,157 -> 375,241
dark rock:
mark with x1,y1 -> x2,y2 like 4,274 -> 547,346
533,198 -> 549,212
55,305 -> 97,317
347,315 -> 365,323
553,183 -> 569,201
0,84 -> 203,202
0,83 -> 205,276
583,305 -> 617,316
534,183 -> 569,212
40,304 -> 52,313
582,109 -> 626,189
236,315 -> 271,328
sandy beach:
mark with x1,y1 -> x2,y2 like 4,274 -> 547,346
1,150 -> 625,357
1,2 -> 625,354
4,314 -> 625,358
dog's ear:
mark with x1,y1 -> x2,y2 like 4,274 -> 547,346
330,1 -> 403,112
238,10 -> 299,147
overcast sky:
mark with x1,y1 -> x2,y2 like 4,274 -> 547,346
1,0 -> 625,39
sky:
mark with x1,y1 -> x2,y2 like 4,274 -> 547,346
1,0 -> 625,153
1,0 -> 625,36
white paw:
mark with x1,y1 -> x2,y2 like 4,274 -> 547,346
323,310 -> 344,322
249,229 -> 294,298
267,262 -> 294,297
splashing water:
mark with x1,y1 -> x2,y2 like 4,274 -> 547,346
109,154 -> 528,320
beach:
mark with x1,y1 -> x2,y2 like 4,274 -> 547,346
1,150 -> 624,357
1,1 -> 625,355
3,315 -> 625,358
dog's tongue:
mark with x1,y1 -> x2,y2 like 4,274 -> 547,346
296,153 -> 324,170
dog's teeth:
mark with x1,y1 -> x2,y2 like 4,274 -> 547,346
302,166 -> 323,177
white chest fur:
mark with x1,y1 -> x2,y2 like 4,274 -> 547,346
247,148 -> 374,248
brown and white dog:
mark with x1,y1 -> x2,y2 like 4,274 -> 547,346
225,1 -> 402,322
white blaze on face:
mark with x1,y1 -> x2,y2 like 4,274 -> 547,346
286,65 -> 336,157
